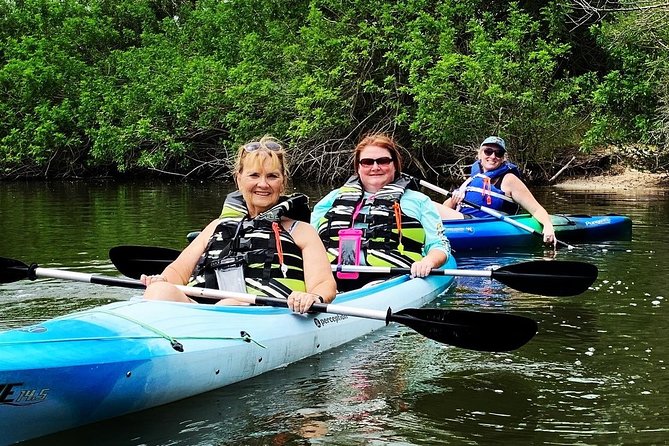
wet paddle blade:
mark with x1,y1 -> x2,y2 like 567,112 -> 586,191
0,257 -> 29,283
109,245 -> 180,279
392,308 -> 538,352
492,260 -> 598,297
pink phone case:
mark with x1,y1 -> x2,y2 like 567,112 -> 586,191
337,228 -> 362,279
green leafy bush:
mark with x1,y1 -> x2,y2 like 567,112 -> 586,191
0,0 -> 663,180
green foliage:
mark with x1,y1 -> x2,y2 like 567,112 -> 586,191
0,0 -> 162,176
0,0 -> 664,180
407,3 -> 590,166
582,9 -> 667,149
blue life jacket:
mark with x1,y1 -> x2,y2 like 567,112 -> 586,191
459,161 -> 522,217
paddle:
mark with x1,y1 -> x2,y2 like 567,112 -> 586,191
416,177 -> 575,249
109,245 -> 597,297
0,257 -> 538,352
109,245 -> 182,277
333,262 -> 597,297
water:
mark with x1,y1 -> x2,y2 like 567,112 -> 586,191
1,180 -> 668,445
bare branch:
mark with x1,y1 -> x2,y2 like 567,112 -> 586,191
566,0 -> 669,29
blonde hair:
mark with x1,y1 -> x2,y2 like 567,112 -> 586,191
234,135 -> 289,190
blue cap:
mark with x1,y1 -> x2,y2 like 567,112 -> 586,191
480,136 -> 506,152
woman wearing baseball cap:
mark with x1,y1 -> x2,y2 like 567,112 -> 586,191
440,136 -> 556,246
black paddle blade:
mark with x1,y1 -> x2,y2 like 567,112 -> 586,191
0,257 -> 30,283
391,308 -> 538,352
109,245 -> 181,279
492,260 -> 598,297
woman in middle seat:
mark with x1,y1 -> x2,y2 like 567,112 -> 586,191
310,132 -> 451,291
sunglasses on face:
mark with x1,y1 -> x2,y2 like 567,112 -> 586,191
243,141 -> 283,152
359,157 -> 394,167
482,147 -> 505,157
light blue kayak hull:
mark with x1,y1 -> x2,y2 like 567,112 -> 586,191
443,213 -> 632,251
0,257 -> 456,444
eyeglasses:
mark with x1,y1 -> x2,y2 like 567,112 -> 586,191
359,157 -> 394,167
243,141 -> 283,152
482,147 -> 505,158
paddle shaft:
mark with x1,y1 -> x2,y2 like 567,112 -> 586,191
333,264 -> 593,281
418,179 -> 573,249
110,245 -> 561,279
333,264 -> 492,278
107,246 -> 597,297
25,266 -> 397,322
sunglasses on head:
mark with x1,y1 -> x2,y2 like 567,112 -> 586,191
243,141 -> 283,152
482,147 -> 505,157
359,156 -> 394,167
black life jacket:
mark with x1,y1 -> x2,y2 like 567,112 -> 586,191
315,175 -> 426,268
189,191 -> 310,298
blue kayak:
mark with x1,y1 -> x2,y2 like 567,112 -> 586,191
0,257 -> 456,444
443,213 -> 632,252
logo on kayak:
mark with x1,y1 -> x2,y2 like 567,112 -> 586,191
585,218 -> 611,226
444,227 -> 473,234
17,325 -> 47,333
0,382 -> 49,406
313,314 -> 348,328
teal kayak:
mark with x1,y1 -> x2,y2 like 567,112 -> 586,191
443,213 -> 632,251
0,257 -> 456,444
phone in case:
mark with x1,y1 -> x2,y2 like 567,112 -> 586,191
337,228 -> 362,279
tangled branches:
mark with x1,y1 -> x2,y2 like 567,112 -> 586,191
567,0 -> 669,29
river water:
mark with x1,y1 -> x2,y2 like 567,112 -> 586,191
1,180 -> 667,445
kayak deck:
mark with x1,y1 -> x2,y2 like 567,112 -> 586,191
443,213 -> 632,251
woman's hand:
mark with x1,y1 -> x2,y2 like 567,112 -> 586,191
542,222 -> 557,248
444,190 -> 465,209
140,274 -> 168,286
543,229 -> 557,248
451,189 -> 465,203
287,291 -> 324,314
410,259 -> 435,278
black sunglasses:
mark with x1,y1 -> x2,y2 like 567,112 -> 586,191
243,141 -> 283,152
359,157 -> 394,167
482,147 -> 505,157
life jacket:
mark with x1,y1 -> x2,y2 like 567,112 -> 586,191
459,161 -> 522,217
315,175 -> 425,268
189,191 -> 310,299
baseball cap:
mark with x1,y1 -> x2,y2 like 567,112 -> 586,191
480,136 -> 506,153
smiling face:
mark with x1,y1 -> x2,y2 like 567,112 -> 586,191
236,153 -> 285,216
478,145 -> 506,172
357,144 -> 397,193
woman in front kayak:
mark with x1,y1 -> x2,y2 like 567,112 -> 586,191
140,136 -> 336,313
440,136 -> 556,246
311,132 -> 451,291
